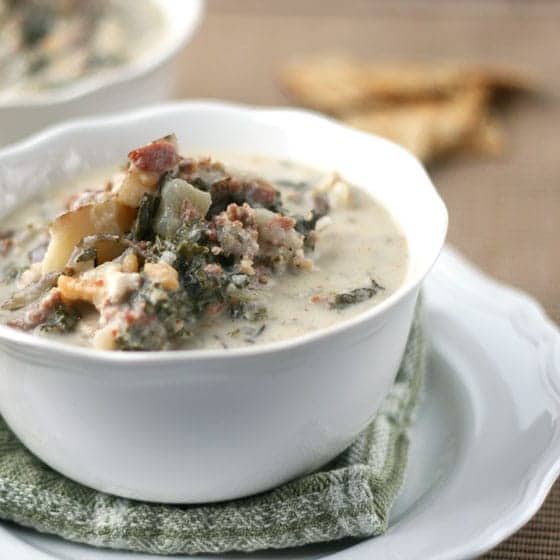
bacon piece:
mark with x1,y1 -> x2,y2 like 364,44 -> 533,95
128,135 -> 179,174
225,201 -> 257,228
243,179 -> 279,207
203,263 -> 224,276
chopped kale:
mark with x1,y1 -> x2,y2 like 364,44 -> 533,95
40,305 -> 80,334
330,279 -> 385,310
275,179 -> 309,190
21,8 -> 52,47
142,219 -> 263,322
132,193 -> 160,241
172,238 -> 222,314
245,323 -> 267,342
228,323 -> 266,344
28,54 -> 49,75
294,209 -> 326,248
116,322 -> 168,351
179,263 -> 223,314
229,299 -> 267,321
115,237 -> 269,349
190,177 -> 211,192
115,284 -> 194,351
213,335 -> 229,349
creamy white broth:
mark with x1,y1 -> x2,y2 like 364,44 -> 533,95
0,153 -> 408,350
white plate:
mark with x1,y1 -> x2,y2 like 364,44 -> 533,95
1,246 -> 559,560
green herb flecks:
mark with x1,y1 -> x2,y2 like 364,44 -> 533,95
40,305 -> 80,334
294,209 -> 326,249
0,263 -> 24,284
115,287 -> 194,351
190,177 -> 211,192
229,299 -> 267,322
330,279 -> 385,310
275,179 -> 309,190
228,323 -> 266,344
21,8 -> 53,47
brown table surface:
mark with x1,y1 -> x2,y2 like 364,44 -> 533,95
176,1 -> 560,557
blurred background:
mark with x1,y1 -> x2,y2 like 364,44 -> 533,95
178,0 -> 559,324
176,2 -> 558,558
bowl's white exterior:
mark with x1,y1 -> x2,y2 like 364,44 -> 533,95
0,292 -> 417,503
0,102 -> 447,503
0,0 -> 204,147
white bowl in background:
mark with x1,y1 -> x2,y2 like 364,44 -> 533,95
0,0 -> 205,147
0,101 -> 447,503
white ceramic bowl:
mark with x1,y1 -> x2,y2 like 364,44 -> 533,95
0,0 -> 205,147
0,101 -> 448,503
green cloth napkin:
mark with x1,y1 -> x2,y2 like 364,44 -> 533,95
0,311 -> 424,556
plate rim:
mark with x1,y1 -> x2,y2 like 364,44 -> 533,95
327,246 -> 560,560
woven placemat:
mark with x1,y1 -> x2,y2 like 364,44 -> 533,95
483,482 -> 560,559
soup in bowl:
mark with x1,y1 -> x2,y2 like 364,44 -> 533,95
0,102 -> 447,502
0,136 -> 408,351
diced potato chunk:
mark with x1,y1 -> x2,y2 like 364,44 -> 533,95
42,198 -> 136,273
184,182 -> 212,216
154,179 -> 211,238
121,252 -> 139,273
93,325 -> 117,350
143,262 -> 179,291
116,165 -> 160,208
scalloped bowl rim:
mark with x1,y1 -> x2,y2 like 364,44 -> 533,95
0,101 -> 448,365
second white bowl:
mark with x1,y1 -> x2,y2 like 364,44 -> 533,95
0,0 -> 205,147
